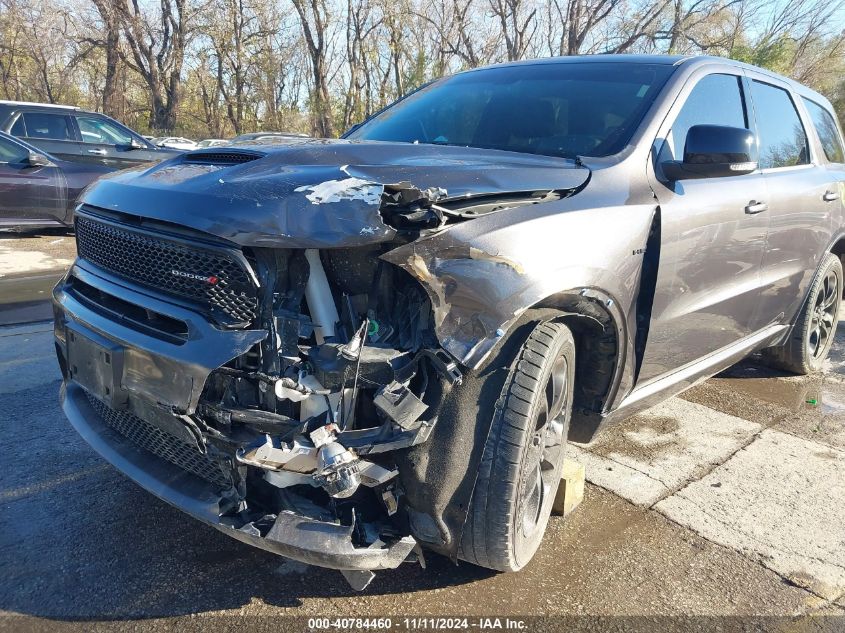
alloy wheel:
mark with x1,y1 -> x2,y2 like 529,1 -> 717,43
808,269 -> 840,359
517,353 -> 569,541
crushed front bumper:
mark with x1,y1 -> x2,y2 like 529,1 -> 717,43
61,382 -> 416,570
54,265 -> 416,573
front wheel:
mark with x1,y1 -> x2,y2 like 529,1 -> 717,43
764,252 -> 842,375
459,320 -> 575,572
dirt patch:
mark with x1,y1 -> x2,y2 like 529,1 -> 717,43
595,415 -> 684,462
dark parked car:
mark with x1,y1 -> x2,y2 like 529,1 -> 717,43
0,101 -> 179,169
0,132 -> 112,231
53,55 -> 845,588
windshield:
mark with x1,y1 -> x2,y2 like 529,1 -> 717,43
348,62 -> 674,159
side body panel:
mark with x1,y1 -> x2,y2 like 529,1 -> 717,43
613,62 -> 844,424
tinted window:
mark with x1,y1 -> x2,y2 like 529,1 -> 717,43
21,112 -> 73,141
803,98 -> 844,163
349,63 -> 675,159
10,115 -> 25,136
666,74 -> 747,160
0,136 -> 28,163
76,115 -> 134,145
750,81 -> 809,169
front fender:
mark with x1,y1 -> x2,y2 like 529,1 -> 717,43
383,196 -> 657,378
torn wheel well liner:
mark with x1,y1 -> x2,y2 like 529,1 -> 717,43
531,296 -> 622,443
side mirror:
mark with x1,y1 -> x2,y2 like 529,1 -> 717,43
128,138 -> 146,150
24,151 -> 51,167
662,124 -> 757,181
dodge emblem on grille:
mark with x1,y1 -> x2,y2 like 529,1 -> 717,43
171,269 -> 219,284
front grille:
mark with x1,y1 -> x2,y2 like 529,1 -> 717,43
75,213 -> 259,324
87,393 -> 232,488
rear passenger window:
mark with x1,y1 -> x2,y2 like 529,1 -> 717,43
750,81 -> 809,169
802,98 -> 845,163
21,112 -> 73,141
667,74 -> 747,160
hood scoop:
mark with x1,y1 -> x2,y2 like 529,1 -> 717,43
183,150 -> 264,165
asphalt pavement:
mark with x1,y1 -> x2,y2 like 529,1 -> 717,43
0,235 -> 844,632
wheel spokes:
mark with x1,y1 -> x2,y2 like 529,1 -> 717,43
810,270 -> 840,359
519,350 -> 570,540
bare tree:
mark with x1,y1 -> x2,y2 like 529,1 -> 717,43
2,0 -> 844,137
545,0 -> 621,56
489,0 -> 538,60
113,0 -> 195,131
291,0 -> 334,137
201,0 -> 277,134
89,0 -> 124,116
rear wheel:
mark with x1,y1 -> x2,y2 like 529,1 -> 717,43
764,252 -> 842,375
459,321 -> 575,571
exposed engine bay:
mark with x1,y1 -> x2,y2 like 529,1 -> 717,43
196,242 -> 455,547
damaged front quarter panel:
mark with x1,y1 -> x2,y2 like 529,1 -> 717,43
384,243 -> 533,367
381,177 -> 655,374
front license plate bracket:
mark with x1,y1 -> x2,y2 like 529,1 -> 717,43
66,324 -> 129,409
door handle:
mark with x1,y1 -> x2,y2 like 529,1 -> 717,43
745,201 -> 768,214
823,191 -> 840,202
87,148 -> 107,155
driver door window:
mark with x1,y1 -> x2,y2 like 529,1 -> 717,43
663,74 -> 748,162
76,116 -> 134,145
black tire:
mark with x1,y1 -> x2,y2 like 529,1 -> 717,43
764,252 -> 842,375
459,320 -> 575,572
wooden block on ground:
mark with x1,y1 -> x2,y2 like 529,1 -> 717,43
552,459 -> 585,516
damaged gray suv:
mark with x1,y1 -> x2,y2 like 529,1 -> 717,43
53,55 -> 845,587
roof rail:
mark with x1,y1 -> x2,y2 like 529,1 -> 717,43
0,100 -> 80,110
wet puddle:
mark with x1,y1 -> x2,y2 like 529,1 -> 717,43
714,374 -> 845,414
0,235 -> 76,325
708,339 -> 845,415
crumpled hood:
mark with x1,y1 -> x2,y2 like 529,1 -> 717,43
80,139 -> 589,248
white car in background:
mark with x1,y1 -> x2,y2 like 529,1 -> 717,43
153,137 -> 197,151
196,138 -> 229,148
